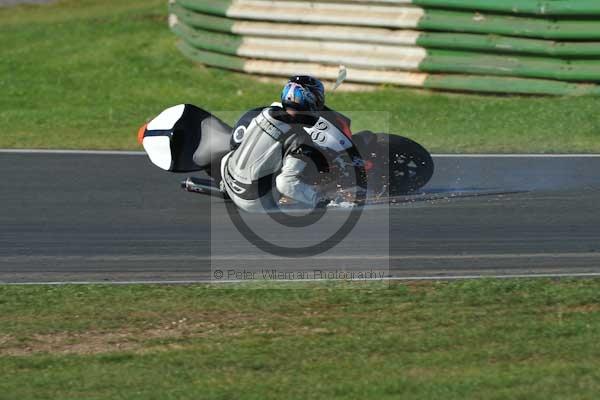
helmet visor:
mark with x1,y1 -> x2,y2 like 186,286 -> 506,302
281,82 -> 317,112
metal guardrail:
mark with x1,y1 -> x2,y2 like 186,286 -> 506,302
169,0 -> 600,95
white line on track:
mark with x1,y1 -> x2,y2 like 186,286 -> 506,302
0,149 -> 145,155
434,154 -> 600,158
3,252 -> 600,262
2,149 -> 600,157
3,272 -> 600,285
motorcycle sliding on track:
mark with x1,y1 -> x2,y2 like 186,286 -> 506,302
138,103 -> 434,210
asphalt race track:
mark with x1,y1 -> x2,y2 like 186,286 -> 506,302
1,151 -> 600,283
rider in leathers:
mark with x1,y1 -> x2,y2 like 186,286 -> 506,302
220,76 -> 330,213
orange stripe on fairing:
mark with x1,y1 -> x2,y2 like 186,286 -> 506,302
335,115 -> 353,139
137,123 -> 148,144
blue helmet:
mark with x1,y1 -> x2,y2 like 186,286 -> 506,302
281,75 -> 325,114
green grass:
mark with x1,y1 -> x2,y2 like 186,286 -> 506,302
1,279 -> 600,399
1,0 -> 600,152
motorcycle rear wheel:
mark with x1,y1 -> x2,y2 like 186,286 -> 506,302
354,132 -> 434,196
386,135 -> 434,195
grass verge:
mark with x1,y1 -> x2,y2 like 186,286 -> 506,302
1,279 -> 600,399
1,0 -> 600,152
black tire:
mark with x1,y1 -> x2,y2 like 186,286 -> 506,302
354,132 -> 434,195
386,135 -> 434,194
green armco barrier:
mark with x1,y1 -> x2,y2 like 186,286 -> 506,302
177,40 -> 246,71
178,0 -> 600,17
418,33 -> 600,58
413,0 -> 600,16
170,0 -> 600,95
172,20 -> 600,82
176,0 -> 231,16
171,20 -> 242,54
172,4 -> 234,32
171,4 -> 600,58
176,40 -> 600,96
424,75 -> 600,96
176,0 -> 600,40
423,50 -> 600,82
421,10 -> 600,40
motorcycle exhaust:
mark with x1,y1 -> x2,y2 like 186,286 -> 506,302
181,177 -> 225,198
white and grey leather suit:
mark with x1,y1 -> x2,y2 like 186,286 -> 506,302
220,106 -> 325,212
